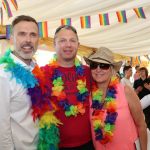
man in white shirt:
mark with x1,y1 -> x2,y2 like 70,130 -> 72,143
0,15 -> 39,150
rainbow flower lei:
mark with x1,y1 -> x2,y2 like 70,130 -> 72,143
91,76 -> 118,144
45,54 -> 89,117
0,49 -> 61,150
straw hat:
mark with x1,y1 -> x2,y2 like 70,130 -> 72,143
84,47 -> 122,72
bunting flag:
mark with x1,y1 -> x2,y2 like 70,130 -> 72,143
0,7 -> 3,25
80,16 -> 91,28
130,57 -> 133,65
38,21 -> 48,38
11,0 -> 18,10
116,10 -> 127,23
61,18 -> 71,26
6,25 -> 12,39
135,56 -> 141,64
144,55 -> 150,61
133,7 -> 146,18
138,56 -> 141,63
2,0 -> 13,18
99,13 -> 109,25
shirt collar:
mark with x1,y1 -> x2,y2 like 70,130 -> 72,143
10,52 -> 36,71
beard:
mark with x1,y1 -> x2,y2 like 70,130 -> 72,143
15,42 -> 37,60
17,50 -> 36,60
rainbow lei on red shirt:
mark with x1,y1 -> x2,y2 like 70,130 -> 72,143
42,54 -> 89,117
91,76 -> 118,144
0,49 -> 61,150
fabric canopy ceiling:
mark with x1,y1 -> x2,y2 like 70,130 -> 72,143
1,0 -> 150,57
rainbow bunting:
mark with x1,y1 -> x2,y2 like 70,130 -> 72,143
138,56 -> 141,63
2,0 -> 13,18
116,10 -> 127,23
38,21 -> 48,38
144,55 -> 150,61
11,0 -> 18,10
6,25 -> 12,39
80,16 -> 91,28
130,57 -> 133,65
133,7 -> 146,18
99,13 -> 109,26
61,18 -> 71,26
0,7 -> 3,25
135,56 -> 141,64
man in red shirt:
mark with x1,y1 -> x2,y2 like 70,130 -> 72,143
42,25 -> 94,150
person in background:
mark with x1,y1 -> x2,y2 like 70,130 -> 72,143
134,67 -> 150,99
0,15 -> 59,150
141,94 -> 150,110
134,65 -> 140,81
84,47 -> 147,150
41,25 -> 94,150
134,67 -> 150,130
121,65 -> 133,87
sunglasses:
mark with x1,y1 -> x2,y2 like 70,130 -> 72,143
90,62 -> 111,70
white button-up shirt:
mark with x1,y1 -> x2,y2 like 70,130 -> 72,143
0,53 -> 38,150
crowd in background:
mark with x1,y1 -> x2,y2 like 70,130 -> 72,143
118,64 -> 150,130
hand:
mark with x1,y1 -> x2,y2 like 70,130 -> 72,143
144,83 -> 150,90
135,86 -> 143,94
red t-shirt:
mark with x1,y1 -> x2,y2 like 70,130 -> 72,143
43,65 -> 92,148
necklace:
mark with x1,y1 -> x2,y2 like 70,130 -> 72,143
47,54 -> 89,117
91,76 -> 118,144
0,49 -> 61,150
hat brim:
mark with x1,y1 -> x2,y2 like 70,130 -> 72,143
83,56 -> 122,72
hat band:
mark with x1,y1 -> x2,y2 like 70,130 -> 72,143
92,57 -> 112,64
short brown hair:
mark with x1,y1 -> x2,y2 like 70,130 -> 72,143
123,65 -> 132,74
12,15 -> 38,29
54,25 -> 78,40
140,67 -> 148,77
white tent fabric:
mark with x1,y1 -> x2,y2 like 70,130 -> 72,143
1,0 -> 150,56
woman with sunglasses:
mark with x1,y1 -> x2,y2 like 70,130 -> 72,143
84,47 -> 147,150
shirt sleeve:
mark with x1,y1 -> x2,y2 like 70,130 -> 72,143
0,75 -> 14,149
140,94 -> 150,109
